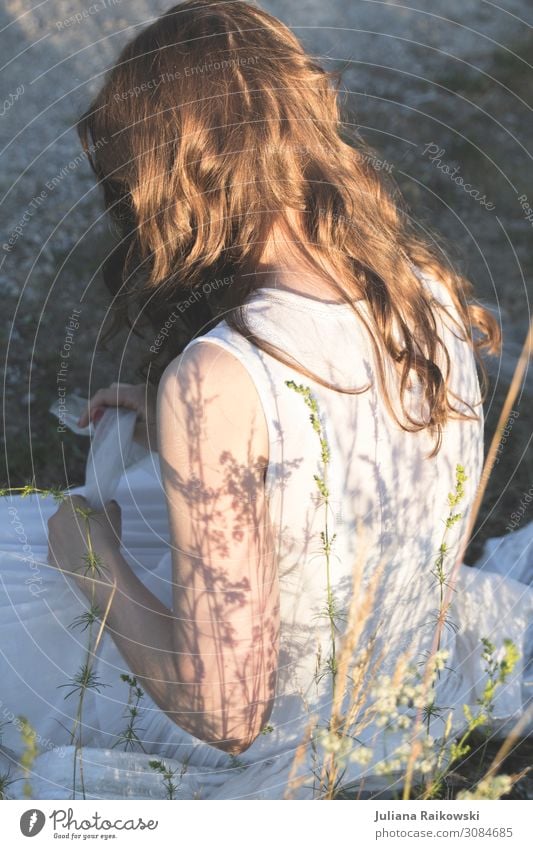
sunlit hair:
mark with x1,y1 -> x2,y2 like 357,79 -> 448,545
78,0 -> 500,456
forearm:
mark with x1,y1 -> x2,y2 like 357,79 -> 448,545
50,492 -> 267,751
77,548 -> 251,749
75,549 -> 191,730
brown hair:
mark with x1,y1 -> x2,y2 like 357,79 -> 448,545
77,0 -> 500,455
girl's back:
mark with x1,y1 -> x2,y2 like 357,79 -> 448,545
180,272 -> 484,778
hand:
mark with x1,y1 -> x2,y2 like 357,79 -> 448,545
47,495 -> 122,593
77,382 -> 158,450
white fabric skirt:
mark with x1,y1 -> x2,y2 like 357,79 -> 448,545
1,452 -> 532,799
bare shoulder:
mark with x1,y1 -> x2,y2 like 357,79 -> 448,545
157,339 -> 269,466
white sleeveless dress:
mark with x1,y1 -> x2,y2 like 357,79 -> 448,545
1,278 -> 532,800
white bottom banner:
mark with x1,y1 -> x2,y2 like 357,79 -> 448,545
1,800 -> 532,848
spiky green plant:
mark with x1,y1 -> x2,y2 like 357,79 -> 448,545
18,716 -> 38,800
282,385 -> 522,802
112,675 -> 147,753
285,380 -> 340,690
148,757 -> 190,799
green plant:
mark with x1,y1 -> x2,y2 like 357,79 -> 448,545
148,758 -> 189,799
55,500 -> 112,799
112,675 -> 147,753
285,380 -> 341,691
18,716 -> 38,800
283,384 -> 522,802
429,464 -> 467,662
0,484 -> 115,800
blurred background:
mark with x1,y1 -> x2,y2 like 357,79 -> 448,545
1,0 -> 532,559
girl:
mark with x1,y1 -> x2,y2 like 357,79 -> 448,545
1,0 -> 531,800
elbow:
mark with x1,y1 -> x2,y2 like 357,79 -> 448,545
164,660 -> 277,755
215,699 -> 275,755
161,707 -> 270,755
189,701 -> 275,756
208,731 -> 260,756
162,707 -> 261,754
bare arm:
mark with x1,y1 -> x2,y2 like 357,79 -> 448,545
156,342 -> 279,752
72,343 -> 279,754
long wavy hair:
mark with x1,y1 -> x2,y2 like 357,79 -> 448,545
77,0 -> 500,456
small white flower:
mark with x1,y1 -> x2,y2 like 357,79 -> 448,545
458,775 -> 512,800
349,745 -> 373,765
432,649 -> 449,672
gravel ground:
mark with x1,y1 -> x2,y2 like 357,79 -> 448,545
1,0 -> 532,554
